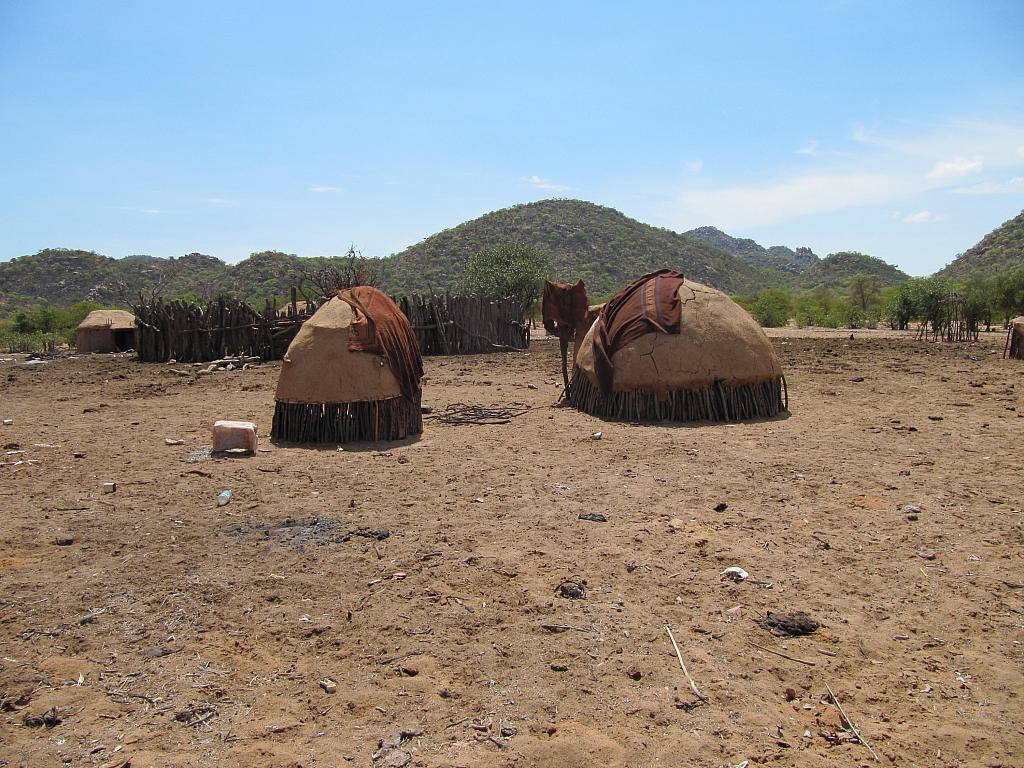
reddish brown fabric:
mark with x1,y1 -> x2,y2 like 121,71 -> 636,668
542,280 -> 590,338
335,286 -> 423,402
591,269 -> 686,394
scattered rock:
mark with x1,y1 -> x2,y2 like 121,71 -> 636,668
499,720 -> 518,737
591,431 -> 603,440
100,482 -> 117,494
23,707 -> 63,728
527,383 -> 538,390
578,512 -> 607,523
625,665 -> 642,680
714,501 -> 729,512
145,646 -> 175,658
555,579 -> 587,599
900,504 -> 922,521
721,567 -> 749,582
319,679 -> 338,694
53,536 -> 74,546
372,728 -> 421,768
916,548 -> 937,560
549,662 -> 569,672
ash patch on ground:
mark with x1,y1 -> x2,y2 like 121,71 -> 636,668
226,517 -> 389,548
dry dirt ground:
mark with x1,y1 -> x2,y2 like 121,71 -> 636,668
1,331 -> 1022,768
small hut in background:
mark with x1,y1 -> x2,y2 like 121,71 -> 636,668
271,287 -> 424,443
75,310 -> 137,353
567,271 -> 786,422
1006,316 -> 1024,359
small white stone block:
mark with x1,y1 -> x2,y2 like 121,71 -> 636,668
212,420 -> 257,454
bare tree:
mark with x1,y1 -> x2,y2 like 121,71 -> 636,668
302,246 -> 379,299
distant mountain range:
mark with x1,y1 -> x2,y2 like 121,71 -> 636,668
4,199 -> 1016,312
683,225 -> 820,275
383,200 -> 784,298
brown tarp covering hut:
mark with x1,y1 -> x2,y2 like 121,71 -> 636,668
75,310 -> 137,353
271,287 -> 423,443
567,275 -> 787,422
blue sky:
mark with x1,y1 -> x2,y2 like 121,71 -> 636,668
1,1 -> 1022,275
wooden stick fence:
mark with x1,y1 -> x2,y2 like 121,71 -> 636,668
914,292 -> 979,343
133,293 -> 529,363
399,294 -> 530,355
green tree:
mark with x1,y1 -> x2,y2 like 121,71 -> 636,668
750,288 -> 792,327
992,266 -> 1024,325
961,279 -> 995,333
847,273 -> 882,311
883,283 -> 916,330
459,242 -> 553,310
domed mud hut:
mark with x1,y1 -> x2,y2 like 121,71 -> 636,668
271,287 -> 424,443
75,309 -> 137,353
567,270 -> 787,422
1006,316 -> 1024,359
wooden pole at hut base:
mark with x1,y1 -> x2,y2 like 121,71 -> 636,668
271,394 -> 423,444
565,369 -> 786,423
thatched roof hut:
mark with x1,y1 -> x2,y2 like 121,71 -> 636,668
567,273 -> 786,422
75,310 -> 137,353
271,287 -> 424,443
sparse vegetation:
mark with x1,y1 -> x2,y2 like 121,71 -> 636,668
459,242 -> 552,311
0,301 -> 103,352
938,210 -> 1024,281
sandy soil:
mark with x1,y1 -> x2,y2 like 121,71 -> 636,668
1,330 -> 1022,768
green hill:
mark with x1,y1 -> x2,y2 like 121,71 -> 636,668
386,199 -> 787,297
2,200 -> 921,312
936,209 -> 1024,281
0,249 -> 277,312
684,225 -> 819,275
796,251 -> 910,290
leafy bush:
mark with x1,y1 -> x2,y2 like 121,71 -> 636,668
459,242 -> 552,311
750,288 -> 792,327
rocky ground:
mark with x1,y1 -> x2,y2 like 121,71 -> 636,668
0,329 -> 1021,767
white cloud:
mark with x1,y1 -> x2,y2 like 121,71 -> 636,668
901,210 -> 940,224
527,175 -> 570,192
685,159 -> 703,174
854,120 -> 1024,170
928,157 -> 984,179
680,172 -> 918,228
111,205 -> 166,214
675,118 -> 1024,228
309,185 -> 340,193
950,176 -> 1024,195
